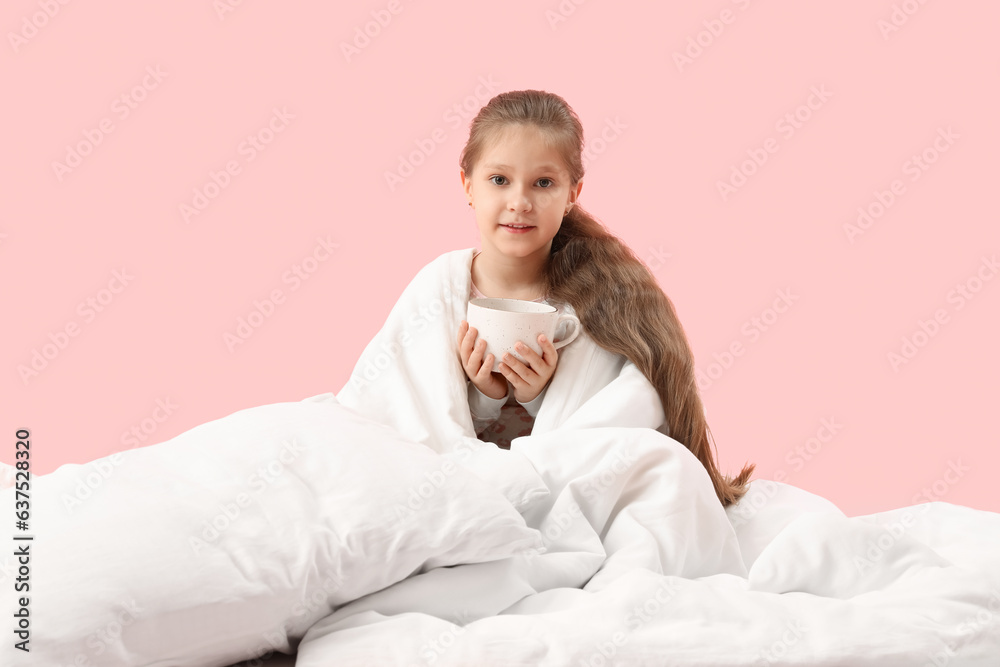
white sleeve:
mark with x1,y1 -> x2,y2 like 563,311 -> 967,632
516,384 -> 547,418
468,380 -> 508,434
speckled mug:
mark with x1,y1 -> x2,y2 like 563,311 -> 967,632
467,298 -> 581,373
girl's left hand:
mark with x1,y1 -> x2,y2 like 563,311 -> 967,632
498,334 -> 558,404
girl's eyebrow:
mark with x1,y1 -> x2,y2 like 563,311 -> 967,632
483,163 -> 561,174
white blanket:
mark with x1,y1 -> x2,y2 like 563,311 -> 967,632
5,247 -> 998,666
1,394 -> 544,667
336,248 -> 671,451
293,247 -> 1000,666
295,456 -> 1000,666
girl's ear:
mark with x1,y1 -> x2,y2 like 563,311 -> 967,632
571,180 -> 583,204
460,169 -> 473,199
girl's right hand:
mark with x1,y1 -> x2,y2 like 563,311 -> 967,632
458,320 -> 508,400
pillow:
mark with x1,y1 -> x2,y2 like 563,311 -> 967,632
9,392 -> 542,667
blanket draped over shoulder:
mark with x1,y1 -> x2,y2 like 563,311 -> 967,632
335,247 -> 670,454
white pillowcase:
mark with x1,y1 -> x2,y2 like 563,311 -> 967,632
10,392 -> 542,667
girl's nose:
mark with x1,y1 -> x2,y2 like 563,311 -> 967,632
507,189 -> 532,212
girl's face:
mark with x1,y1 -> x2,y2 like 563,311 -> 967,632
462,124 -> 581,261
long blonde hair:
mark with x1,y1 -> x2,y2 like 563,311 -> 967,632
459,90 -> 755,507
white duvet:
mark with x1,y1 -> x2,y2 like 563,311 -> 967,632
4,247 -> 998,666
295,427 -> 1000,666
295,247 -> 1000,666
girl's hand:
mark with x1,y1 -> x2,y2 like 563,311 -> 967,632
458,320 -> 508,400
497,334 -> 558,404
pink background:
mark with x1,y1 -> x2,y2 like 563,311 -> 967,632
2,1 -> 997,517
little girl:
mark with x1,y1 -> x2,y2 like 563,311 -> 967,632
454,89 -> 754,507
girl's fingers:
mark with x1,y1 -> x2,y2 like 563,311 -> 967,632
459,323 -> 497,379
471,339 -> 490,374
461,327 -> 478,356
460,325 -> 481,372
539,340 -> 557,367
479,353 -> 494,377
500,355 -> 528,383
512,342 -> 542,368
535,336 -> 556,365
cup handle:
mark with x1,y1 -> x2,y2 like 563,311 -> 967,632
551,314 -> 581,350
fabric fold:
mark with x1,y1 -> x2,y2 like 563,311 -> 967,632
335,247 -> 668,457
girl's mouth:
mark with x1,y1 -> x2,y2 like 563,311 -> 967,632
501,224 -> 534,233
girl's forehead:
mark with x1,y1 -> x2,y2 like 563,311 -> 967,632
488,124 -> 552,147
479,128 -> 568,168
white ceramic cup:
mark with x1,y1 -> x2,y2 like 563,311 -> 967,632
467,298 -> 582,373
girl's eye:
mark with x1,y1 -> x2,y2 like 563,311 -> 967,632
489,176 -> 554,187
